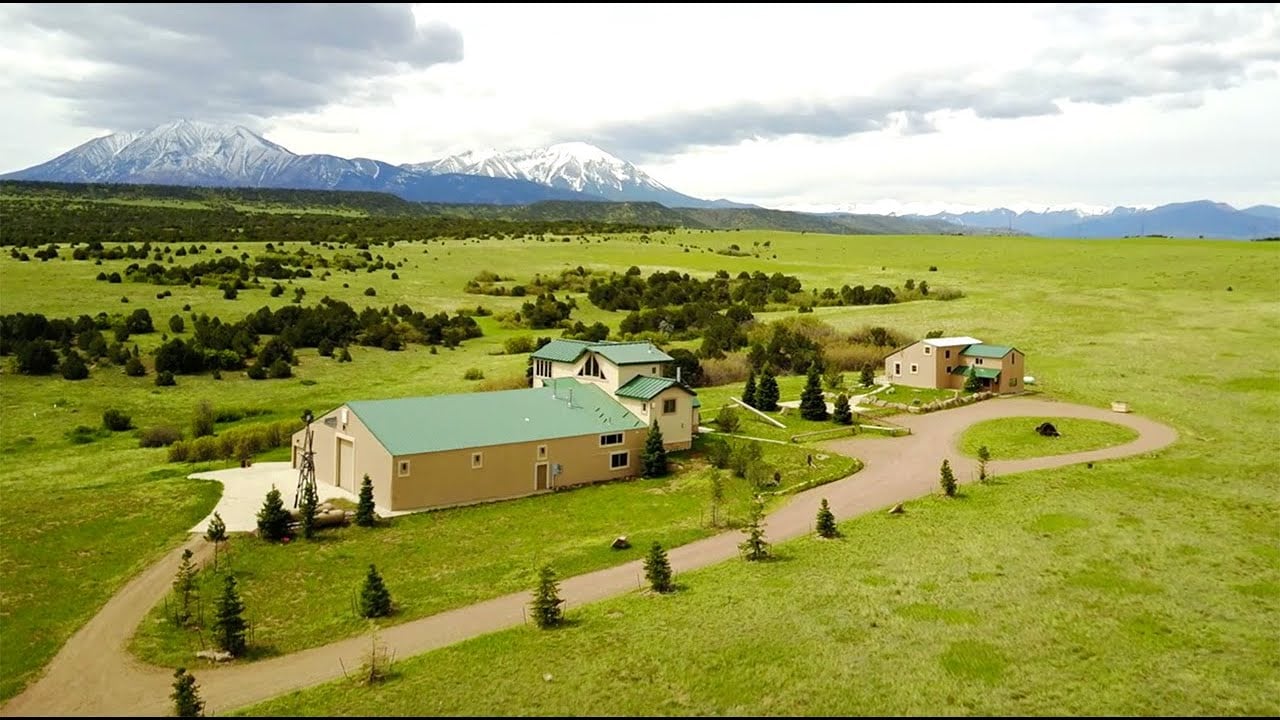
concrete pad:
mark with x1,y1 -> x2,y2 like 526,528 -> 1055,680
188,462 -> 359,533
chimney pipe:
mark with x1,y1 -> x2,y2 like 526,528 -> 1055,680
676,366 -> 682,383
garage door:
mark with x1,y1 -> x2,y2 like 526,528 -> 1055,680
336,438 -> 354,491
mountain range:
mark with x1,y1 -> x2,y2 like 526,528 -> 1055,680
0,119 -> 744,208
3,120 -> 1275,238
909,203 -> 1280,240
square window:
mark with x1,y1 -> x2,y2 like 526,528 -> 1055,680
610,451 -> 629,469
471,452 -> 483,469
924,346 -> 932,355
910,363 -> 919,374
537,445 -> 547,459
600,433 -> 624,447
663,398 -> 677,414
945,366 -> 951,373
398,460 -> 410,477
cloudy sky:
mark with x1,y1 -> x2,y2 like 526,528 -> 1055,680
1,3 -> 1277,212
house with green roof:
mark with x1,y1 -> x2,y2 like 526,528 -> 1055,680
882,336 -> 1026,394
292,340 -> 698,512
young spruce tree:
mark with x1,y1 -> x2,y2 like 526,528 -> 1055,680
964,366 -> 983,393
644,541 -> 674,593
739,496 -> 771,561
940,458 -> 958,497
212,574 -> 247,656
815,498 -> 839,538
977,445 -> 992,482
255,485 -> 291,541
205,511 -> 227,571
531,564 -> 564,629
860,365 -> 875,388
170,667 -> 204,718
757,368 -> 780,412
299,481 -> 319,540
742,369 -> 757,408
832,394 -> 853,425
172,548 -> 199,626
355,474 -> 377,527
359,564 -> 393,618
642,421 -> 668,478
799,364 -> 829,420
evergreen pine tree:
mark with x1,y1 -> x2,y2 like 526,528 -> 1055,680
212,574 -> 247,656
299,481 -> 319,540
833,394 -> 853,425
644,541 -> 674,593
170,667 -> 204,717
742,369 -> 757,408
531,564 -> 564,629
355,474 -> 377,527
59,350 -> 89,380
815,498 -> 839,538
255,485 -> 291,541
642,421 -> 668,478
358,564 -> 393,618
172,548 -> 199,626
738,496 -> 771,561
964,366 -> 982,393
940,459 -> 958,497
977,445 -> 992,482
860,366 -> 875,388
204,512 -> 227,572
800,365 -> 829,420
757,368 -> 780,411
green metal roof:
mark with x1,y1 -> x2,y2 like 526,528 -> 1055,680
530,339 -> 673,366
347,380 -> 645,456
592,342 -> 673,365
530,339 -> 592,362
962,344 -> 1014,359
951,365 -> 1001,379
614,375 -> 696,401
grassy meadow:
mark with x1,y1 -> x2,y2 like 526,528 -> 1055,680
958,416 -> 1140,460
2,208 -> 1278,713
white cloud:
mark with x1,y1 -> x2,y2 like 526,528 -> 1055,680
1,2 -> 1277,211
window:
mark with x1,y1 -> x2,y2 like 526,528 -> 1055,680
893,362 -> 901,376
533,358 -> 552,377
600,432 -> 624,447
641,402 -> 648,414
1011,377 -> 1018,387
471,452 -> 483,469
663,398 -> 677,414
610,451 -> 629,469
923,345 -> 932,355
945,366 -> 951,373
910,363 -> 919,374
537,445 -> 547,459
578,354 -> 604,379
1011,355 -> 1017,364
976,358 -> 984,365
398,460 -> 410,477
945,349 -> 951,359
651,366 -> 657,374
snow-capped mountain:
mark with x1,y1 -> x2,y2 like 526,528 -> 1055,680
2,120 -> 603,204
407,142 -> 748,208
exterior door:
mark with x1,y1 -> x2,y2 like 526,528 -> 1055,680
336,438 -> 355,491
535,462 -> 549,491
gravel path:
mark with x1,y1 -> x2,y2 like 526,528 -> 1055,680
1,397 -> 1176,716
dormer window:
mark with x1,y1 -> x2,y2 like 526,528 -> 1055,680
578,354 -> 605,379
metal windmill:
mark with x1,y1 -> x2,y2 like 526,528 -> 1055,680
295,409 -> 317,508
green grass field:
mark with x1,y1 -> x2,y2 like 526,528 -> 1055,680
958,416 -> 1140,460
129,443 -> 855,667
2,212 -> 1278,712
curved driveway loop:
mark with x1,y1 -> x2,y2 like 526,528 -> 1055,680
2,397 -> 1176,716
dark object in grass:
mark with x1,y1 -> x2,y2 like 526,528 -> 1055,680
611,536 -> 631,550
1036,422 -> 1060,437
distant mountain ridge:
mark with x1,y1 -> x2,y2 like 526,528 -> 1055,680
910,201 -> 1280,239
1,120 -> 605,205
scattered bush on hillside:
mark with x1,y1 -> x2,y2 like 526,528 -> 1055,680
192,401 -> 216,438
463,367 -> 485,380
167,419 -> 299,463
102,408 -> 133,432
155,370 -> 176,386
503,336 -> 536,355
715,406 -> 741,434
139,425 -> 182,448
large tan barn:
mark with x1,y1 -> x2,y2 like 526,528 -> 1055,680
882,336 -> 1026,394
294,340 -> 699,511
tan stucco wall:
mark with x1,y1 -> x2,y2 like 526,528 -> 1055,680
616,387 -> 694,450
388,428 -> 646,511
883,341 -> 940,389
545,350 -> 669,395
941,350 -> 1026,394
291,406 -> 392,507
